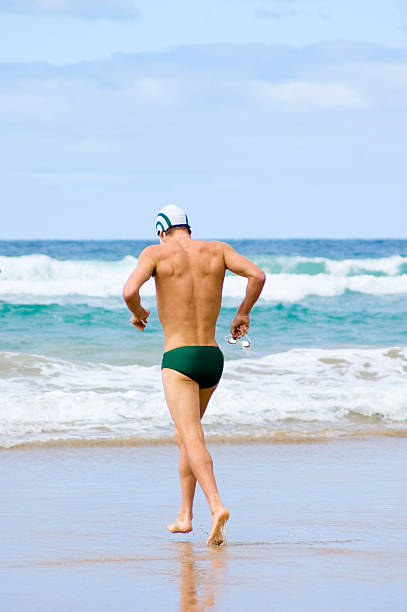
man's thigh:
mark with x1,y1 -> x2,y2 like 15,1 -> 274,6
162,368 -> 202,439
199,385 -> 217,419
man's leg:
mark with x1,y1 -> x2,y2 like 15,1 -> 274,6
162,368 -> 229,545
167,427 -> 196,533
168,385 -> 218,533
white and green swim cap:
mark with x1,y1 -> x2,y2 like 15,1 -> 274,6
156,204 -> 190,235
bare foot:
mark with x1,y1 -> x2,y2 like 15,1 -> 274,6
167,517 -> 193,534
207,508 -> 230,546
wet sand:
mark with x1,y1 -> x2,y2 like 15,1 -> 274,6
1,438 -> 406,611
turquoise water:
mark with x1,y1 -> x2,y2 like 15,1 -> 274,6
1,295 -> 407,365
1,239 -> 407,364
1,239 -> 407,447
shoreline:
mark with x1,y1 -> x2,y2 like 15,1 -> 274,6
2,426 -> 407,451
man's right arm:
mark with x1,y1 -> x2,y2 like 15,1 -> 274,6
221,242 -> 266,339
122,246 -> 156,331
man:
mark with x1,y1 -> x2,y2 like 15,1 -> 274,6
123,204 -> 266,546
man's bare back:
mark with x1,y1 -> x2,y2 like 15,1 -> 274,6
123,231 -> 265,350
150,238 -> 225,350
123,206 -> 265,546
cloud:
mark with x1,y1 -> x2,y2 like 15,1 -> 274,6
1,41 -> 406,240
0,0 -> 140,21
0,41 -> 406,135
252,80 -> 366,110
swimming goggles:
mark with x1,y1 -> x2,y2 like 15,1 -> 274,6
225,335 -> 252,350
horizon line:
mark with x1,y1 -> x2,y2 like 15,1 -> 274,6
0,237 -> 406,242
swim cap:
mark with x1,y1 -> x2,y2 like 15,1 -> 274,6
156,204 -> 190,235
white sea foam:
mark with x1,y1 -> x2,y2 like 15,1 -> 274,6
259,254 -> 407,276
1,346 -> 406,448
324,255 -> 406,276
224,273 -> 407,302
0,254 -> 139,298
1,254 -> 407,303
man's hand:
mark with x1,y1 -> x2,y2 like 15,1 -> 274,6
130,307 -> 150,332
231,313 -> 250,339
222,243 -> 265,339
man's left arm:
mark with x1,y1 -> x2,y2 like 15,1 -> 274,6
123,246 -> 156,331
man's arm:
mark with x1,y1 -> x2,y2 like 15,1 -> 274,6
222,243 -> 266,339
122,246 -> 156,331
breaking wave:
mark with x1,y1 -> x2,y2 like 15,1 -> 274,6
1,346 -> 406,448
1,253 -> 407,303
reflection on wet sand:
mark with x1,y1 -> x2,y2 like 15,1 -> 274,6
174,541 -> 227,612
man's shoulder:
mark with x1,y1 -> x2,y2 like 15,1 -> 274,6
205,240 -> 235,255
139,244 -> 160,258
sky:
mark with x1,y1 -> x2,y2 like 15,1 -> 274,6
1,0 -> 407,239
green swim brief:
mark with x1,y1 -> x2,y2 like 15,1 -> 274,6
161,345 -> 224,389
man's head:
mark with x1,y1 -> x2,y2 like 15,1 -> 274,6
156,204 -> 191,240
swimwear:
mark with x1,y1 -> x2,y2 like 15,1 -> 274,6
161,345 -> 224,389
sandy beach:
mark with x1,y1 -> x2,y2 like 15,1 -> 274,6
1,437 -> 406,611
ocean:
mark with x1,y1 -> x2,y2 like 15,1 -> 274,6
1,238 -> 406,449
